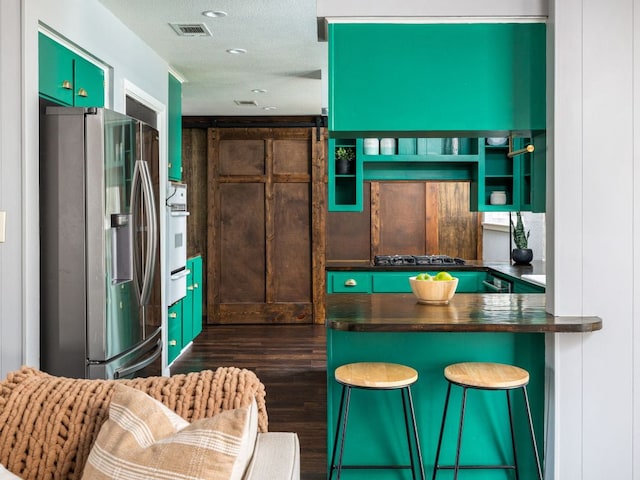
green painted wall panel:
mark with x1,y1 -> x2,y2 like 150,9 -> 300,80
327,329 -> 545,479
329,23 -> 546,136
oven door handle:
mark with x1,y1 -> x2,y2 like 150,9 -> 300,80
171,269 -> 191,280
482,280 -> 511,293
170,211 -> 190,217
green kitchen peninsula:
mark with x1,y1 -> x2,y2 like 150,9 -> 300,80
325,293 -> 601,479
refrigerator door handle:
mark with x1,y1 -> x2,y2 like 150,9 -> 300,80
139,160 -> 158,306
112,338 -> 162,379
130,160 -> 158,306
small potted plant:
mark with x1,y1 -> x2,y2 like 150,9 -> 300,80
335,146 -> 355,175
510,211 -> 533,264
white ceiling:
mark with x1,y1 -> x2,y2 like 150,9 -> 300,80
98,0 -> 327,117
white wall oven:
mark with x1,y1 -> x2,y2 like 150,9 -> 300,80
167,182 -> 189,305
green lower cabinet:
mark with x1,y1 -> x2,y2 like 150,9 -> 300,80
167,255 -> 204,365
327,271 -> 489,294
326,329 -> 545,479
167,303 -> 182,364
189,256 -> 203,339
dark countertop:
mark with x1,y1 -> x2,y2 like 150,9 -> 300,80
326,293 -> 602,333
326,260 -> 546,285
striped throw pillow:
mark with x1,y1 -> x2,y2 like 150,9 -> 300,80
82,384 -> 257,480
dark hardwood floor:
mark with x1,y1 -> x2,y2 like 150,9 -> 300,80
170,323 -> 328,480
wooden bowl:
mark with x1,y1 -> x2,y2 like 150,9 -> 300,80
409,276 -> 459,305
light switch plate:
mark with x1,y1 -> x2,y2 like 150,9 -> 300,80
0,211 -> 5,243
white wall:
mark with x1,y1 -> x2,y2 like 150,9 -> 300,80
0,0 -> 24,378
0,0 -> 171,377
549,0 -> 637,478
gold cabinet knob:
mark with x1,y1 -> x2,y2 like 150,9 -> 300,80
77,87 -> 88,97
61,80 -> 72,90
344,279 -> 357,286
187,285 -> 194,291
168,312 -> 177,318
168,340 -> 177,346
194,283 -> 199,289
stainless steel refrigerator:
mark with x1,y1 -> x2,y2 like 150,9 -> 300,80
40,107 -> 162,379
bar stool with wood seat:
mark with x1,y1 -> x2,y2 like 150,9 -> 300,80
329,362 -> 426,480
432,362 -> 543,480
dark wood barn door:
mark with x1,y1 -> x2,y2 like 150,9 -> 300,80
207,127 -> 325,324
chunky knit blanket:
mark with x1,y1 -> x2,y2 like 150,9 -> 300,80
0,366 -> 268,480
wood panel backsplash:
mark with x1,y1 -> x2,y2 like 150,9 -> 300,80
327,181 -> 481,262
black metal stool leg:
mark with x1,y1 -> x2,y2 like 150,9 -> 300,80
401,386 -> 426,480
329,385 -> 352,480
328,385 -> 346,480
506,390 -> 520,480
400,388 -> 417,480
432,382 -> 452,480
522,386 -> 544,480
335,386 -> 352,480
453,387 -> 468,480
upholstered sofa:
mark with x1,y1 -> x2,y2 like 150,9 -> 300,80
0,366 -> 300,480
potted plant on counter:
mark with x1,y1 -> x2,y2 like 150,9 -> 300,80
335,146 -> 355,175
510,211 -> 533,265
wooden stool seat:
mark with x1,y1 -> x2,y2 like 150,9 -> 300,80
330,362 -> 425,479
444,362 -> 529,389
335,362 -> 418,389
433,361 -> 543,480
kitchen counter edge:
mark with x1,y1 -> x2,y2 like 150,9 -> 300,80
326,293 -> 602,334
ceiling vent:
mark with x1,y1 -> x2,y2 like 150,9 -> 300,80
234,100 -> 259,106
170,23 -> 212,37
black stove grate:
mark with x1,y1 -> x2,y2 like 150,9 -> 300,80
374,255 -> 465,266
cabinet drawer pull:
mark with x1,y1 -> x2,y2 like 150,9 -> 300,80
77,87 -> 88,97
344,279 -> 357,287
194,283 -> 199,289
168,339 -> 177,346
187,285 -> 194,291
168,312 -> 178,318
61,80 -> 72,90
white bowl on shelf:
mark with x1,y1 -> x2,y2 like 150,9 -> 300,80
487,137 -> 508,146
490,191 -> 507,205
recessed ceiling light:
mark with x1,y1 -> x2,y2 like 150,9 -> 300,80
202,10 -> 228,18
263,106 -> 277,111
252,89 -> 267,94
226,48 -> 247,55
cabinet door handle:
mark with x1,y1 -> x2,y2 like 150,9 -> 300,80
187,285 -> 194,291
344,279 -> 357,287
61,80 -> 72,90
193,283 -> 199,289
168,312 -> 178,318
77,87 -> 88,97
168,339 -> 177,346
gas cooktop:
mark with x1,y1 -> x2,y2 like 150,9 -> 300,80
374,255 -> 465,266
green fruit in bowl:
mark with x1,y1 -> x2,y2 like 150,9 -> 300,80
435,271 -> 454,281
416,273 -> 432,281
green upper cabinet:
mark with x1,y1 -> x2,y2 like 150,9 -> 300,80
470,134 -> 546,212
39,33 -> 74,106
328,23 -> 546,136
38,32 -> 104,108
73,54 -> 105,107
168,73 -> 183,181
